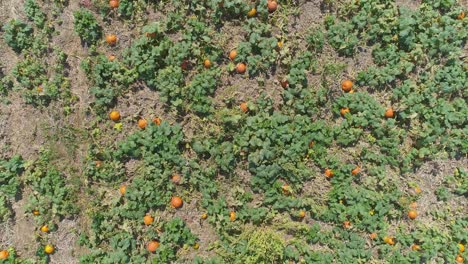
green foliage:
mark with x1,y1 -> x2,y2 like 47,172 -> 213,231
1,0 -> 467,263
0,155 -> 24,198
0,156 -> 24,222
236,19 -> 278,76
156,218 -> 198,262
12,50 -> 71,106
325,16 -> 359,56
73,8 -> 102,45
2,19 -> 34,53
81,55 -> 138,112
113,122 -> 187,216
0,66 -> 13,98
24,149 -> 78,225
306,28 -> 325,52
223,227 -> 286,264
24,0 -> 47,28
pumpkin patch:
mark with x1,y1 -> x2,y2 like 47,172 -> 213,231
0,0 -> 465,263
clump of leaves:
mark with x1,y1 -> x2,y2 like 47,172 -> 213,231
2,19 -> 34,53
81,55 -> 137,112
230,227 -> 286,264
0,156 -> 24,222
73,8 -> 102,45
24,0 -> 46,28
24,149 -> 78,225
0,66 -> 13,97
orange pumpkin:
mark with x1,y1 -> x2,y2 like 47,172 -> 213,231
240,102 -> 248,113
138,119 -> 148,129
340,108 -> 350,116
229,211 -> 236,221
152,117 -> 161,126
384,108 -> 394,118
351,166 -> 360,175
408,210 -> 417,220
247,8 -> 257,17
109,111 -> 120,121
341,80 -> 353,92
171,196 -> 183,208
119,185 -> 126,196
229,50 -> 237,61
147,241 -> 160,252
203,59 -> 212,69
143,214 -> 154,225
267,1 -> 278,13
105,34 -> 117,46
109,0 -> 119,8
0,250 -> 9,259
236,63 -> 246,74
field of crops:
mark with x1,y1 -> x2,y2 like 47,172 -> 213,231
0,0 -> 466,263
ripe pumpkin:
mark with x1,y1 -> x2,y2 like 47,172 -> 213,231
145,32 -> 156,38
408,210 -> 417,220
109,0 -> 119,8
153,117 -> 161,126
138,119 -> 148,129
247,8 -> 256,17
33,210 -> 40,216
411,244 -> 421,251
343,221 -> 351,229
240,102 -> 248,113
203,59 -> 212,69
44,245 -> 55,254
147,241 -> 160,252
282,184 -> 291,195
109,111 -> 120,121
171,196 -> 183,208
324,168 -> 334,178
458,11 -> 465,20
0,250 -> 9,260
236,63 -> 246,74
369,233 -> 378,240
280,79 -> 289,88
351,166 -> 360,175
456,255 -> 464,263
229,211 -> 236,221
340,107 -> 350,116
95,160 -> 102,168
459,243 -> 465,253
414,187 -> 422,194
41,225 -> 49,233
171,174 -> 181,184
267,1 -> 278,13
384,108 -> 394,118
119,185 -> 126,196
201,213 -> 208,219
105,34 -> 117,46
277,41 -> 283,48
384,236 -> 395,245
229,50 -> 237,61
143,214 -> 154,225
341,80 -> 353,92
298,210 -> 306,218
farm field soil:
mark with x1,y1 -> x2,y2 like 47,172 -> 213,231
0,0 -> 466,263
